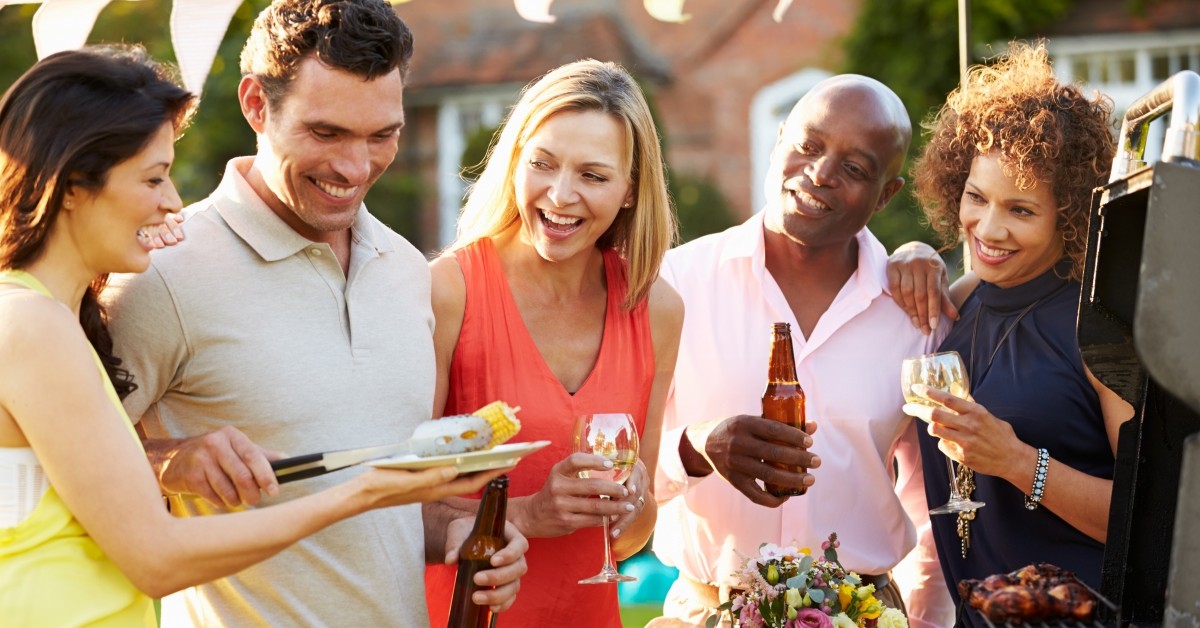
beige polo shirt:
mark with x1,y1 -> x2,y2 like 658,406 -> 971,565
104,157 -> 436,627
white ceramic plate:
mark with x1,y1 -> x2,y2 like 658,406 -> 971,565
365,440 -> 552,474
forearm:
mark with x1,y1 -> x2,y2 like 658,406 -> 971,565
110,480 -> 362,598
999,448 -> 1111,542
424,497 -> 478,562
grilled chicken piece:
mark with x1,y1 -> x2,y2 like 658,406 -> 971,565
960,564 -> 1096,622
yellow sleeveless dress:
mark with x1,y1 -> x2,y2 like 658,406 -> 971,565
0,270 -> 156,627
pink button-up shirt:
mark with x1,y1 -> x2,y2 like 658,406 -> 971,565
654,213 -> 953,628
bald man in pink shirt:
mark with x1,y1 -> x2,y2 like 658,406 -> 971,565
650,75 -> 954,628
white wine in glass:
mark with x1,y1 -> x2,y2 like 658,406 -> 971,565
900,351 -> 986,515
573,413 -> 639,584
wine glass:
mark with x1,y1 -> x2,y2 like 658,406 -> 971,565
900,351 -> 986,515
573,413 -> 639,584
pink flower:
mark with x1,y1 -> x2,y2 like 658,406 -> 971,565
791,608 -> 833,628
739,602 -> 765,628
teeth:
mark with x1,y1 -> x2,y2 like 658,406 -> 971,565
314,180 -> 355,198
977,241 -> 1013,257
790,188 -> 829,212
541,210 -> 582,226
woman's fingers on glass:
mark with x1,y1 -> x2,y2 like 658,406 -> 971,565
903,402 -> 933,422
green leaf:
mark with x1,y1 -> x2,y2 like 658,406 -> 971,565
808,588 -> 825,603
786,573 -> 809,589
798,555 -> 814,573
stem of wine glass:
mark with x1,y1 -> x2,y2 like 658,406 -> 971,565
598,495 -> 618,575
945,456 -> 963,500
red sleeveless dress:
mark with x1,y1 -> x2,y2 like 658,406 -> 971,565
424,238 -> 654,628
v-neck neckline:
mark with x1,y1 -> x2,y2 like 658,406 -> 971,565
484,239 -> 614,399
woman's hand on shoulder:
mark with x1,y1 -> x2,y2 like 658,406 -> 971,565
510,453 -> 633,539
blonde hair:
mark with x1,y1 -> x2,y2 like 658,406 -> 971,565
449,59 -> 676,309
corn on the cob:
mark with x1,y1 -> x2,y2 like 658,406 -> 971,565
472,401 -> 521,448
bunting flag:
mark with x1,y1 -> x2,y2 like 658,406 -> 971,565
512,0 -> 554,24
169,0 -> 242,95
773,0 -> 794,23
643,0 -> 688,23
31,0 -> 117,59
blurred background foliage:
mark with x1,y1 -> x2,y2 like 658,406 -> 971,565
1,0 -> 1071,257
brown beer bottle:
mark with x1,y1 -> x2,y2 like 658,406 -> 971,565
762,323 -> 807,497
447,475 -> 508,628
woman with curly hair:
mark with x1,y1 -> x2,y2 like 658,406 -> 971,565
893,41 -> 1133,612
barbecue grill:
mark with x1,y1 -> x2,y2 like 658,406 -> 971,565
1074,69 -> 1200,627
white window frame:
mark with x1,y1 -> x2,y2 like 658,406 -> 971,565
436,87 -> 521,247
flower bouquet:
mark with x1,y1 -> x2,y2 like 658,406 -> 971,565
706,533 -> 908,628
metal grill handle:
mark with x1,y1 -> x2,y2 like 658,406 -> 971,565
1110,70 -> 1200,182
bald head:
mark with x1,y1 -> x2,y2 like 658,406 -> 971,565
788,74 -> 911,178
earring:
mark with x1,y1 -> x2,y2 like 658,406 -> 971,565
622,202 -> 632,208
64,200 -> 72,208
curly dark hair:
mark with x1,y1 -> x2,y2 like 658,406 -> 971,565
240,0 -> 414,106
912,41 -> 1115,282
0,45 -> 196,398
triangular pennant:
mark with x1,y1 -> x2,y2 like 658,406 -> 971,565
31,0 -> 117,59
513,0 -> 555,23
169,0 -> 242,95
644,0 -> 689,23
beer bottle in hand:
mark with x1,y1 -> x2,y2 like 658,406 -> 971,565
762,323 -> 807,497
447,475 -> 509,628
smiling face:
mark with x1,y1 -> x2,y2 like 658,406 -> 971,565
513,109 -> 633,263
61,122 -> 181,275
763,81 -> 906,252
961,152 -> 1064,288
241,56 -> 404,242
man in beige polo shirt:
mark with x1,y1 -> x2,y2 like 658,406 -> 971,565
102,1 -> 526,626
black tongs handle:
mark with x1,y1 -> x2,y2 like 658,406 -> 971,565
271,452 -> 326,484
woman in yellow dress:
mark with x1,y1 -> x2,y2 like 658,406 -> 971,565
0,45 -> 511,626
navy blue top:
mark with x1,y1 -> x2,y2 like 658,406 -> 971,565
918,263 -> 1111,625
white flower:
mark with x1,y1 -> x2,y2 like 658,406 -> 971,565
830,613 -> 857,628
876,607 -> 909,628
758,543 -> 789,559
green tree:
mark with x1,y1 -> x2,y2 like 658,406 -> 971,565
841,0 -> 1072,260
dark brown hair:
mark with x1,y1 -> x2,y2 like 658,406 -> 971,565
913,41 -> 1115,281
0,45 -> 196,397
240,0 -> 414,106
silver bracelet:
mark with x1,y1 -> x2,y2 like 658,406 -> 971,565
1024,448 -> 1049,510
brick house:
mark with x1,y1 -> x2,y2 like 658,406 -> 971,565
389,0 -> 1200,252
392,0 -> 858,250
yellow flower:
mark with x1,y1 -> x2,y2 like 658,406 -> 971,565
766,563 -> 780,585
800,547 -> 811,555
858,595 -> 883,620
785,588 -> 803,609
876,607 -> 909,628
787,605 -> 798,620
856,584 -> 876,598
838,582 -> 855,609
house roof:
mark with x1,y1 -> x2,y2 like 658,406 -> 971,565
1041,0 -> 1200,36
403,10 -> 672,92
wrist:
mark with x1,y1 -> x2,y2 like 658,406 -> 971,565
679,426 -> 713,477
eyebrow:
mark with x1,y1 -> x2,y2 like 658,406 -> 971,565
304,120 -> 405,135
529,146 -> 618,171
964,181 -> 1049,208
